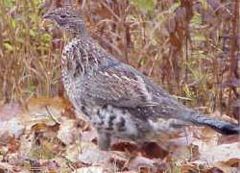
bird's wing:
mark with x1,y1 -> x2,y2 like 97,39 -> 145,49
82,62 -> 159,108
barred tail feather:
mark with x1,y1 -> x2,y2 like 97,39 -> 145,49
188,113 -> 240,135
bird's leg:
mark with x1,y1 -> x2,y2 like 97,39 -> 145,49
97,131 -> 111,151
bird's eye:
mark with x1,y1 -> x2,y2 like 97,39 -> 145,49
60,14 -> 67,18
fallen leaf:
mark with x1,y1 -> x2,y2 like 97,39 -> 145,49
0,102 -> 21,121
127,156 -> 160,173
77,145 -> 111,164
57,117 -> 80,145
193,142 -> 240,165
75,166 -> 104,173
0,117 -> 25,143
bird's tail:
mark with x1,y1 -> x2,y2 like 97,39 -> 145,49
183,111 -> 240,135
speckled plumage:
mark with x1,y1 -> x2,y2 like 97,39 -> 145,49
43,8 -> 240,150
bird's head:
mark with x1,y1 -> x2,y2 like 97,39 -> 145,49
43,7 -> 86,36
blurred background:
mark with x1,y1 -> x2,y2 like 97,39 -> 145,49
0,0 -> 239,119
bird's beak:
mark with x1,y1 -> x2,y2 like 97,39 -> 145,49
42,13 -> 51,19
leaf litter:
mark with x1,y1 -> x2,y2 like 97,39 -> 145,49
0,97 -> 239,173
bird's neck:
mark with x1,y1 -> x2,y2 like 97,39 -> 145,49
68,30 -> 89,40
75,32 -> 89,40
63,34 -> 100,76
70,22 -> 88,38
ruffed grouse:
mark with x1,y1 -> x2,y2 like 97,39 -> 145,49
43,7 -> 240,150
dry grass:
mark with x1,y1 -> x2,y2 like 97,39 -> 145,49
1,0 -> 62,102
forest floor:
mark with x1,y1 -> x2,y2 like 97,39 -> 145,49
0,97 -> 239,173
